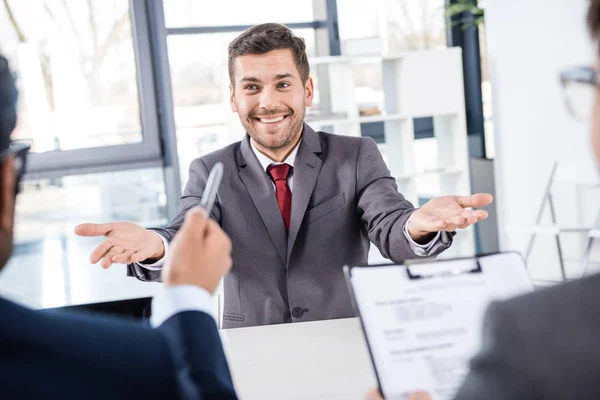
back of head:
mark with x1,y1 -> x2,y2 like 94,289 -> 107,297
0,56 -> 18,272
589,0 -> 600,165
589,0 -> 600,44
227,23 -> 310,85
0,56 -> 17,153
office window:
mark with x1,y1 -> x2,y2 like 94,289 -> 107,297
163,0 -> 315,28
337,0 -> 447,55
15,168 -> 168,245
167,29 -> 317,186
0,0 -> 144,153
4,166 -> 167,309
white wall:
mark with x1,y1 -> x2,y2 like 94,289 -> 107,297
486,0 -> 600,281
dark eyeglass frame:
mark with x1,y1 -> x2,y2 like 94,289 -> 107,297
560,66 -> 600,86
0,141 -> 30,196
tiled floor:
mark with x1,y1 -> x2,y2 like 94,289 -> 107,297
0,235 -> 162,309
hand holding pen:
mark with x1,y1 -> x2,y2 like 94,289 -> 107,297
162,162 -> 232,293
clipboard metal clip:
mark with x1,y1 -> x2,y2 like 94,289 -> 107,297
404,258 -> 483,280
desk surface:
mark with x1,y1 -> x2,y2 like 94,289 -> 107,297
220,317 -> 377,400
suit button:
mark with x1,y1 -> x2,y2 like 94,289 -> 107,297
292,307 -> 307,318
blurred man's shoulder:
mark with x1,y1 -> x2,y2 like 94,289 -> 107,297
496,272 -> 600,333
507,272 -> 600,308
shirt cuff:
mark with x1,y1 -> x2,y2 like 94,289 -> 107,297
403,216 -> 441,257
136,232 -> 169,271
150,285 -> 215,328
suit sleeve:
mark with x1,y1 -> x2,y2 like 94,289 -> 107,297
452,301 -> 536,400
127,158 -> 221,282
157,311 -> 237,400
355,137 -> 452,263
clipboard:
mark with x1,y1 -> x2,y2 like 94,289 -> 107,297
344,251 -> 533,400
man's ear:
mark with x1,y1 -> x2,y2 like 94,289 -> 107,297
0,156 -> 15,234
229,84 -> 238,112
305,76 -> 314,107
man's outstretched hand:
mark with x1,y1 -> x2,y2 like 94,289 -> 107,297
74,221 -> 165,268
407,193 -> 494,243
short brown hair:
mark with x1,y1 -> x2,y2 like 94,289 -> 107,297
588,0 -> 600,45
228,23 -> 310,86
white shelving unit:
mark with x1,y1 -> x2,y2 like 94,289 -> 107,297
223,47 -> 474,259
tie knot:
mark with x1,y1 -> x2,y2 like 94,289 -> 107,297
267,163 -> 292,182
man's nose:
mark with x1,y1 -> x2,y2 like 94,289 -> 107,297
258,86 -> 282,111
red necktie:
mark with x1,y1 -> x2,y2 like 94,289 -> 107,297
267,164 -> 292,231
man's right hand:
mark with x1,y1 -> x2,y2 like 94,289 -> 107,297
74,221 -> 165,269
162,207 -> 232,294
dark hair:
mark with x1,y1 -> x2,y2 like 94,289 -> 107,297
228,23 -> 310,86
589,0 -> 600,45
0,56 -> 17,152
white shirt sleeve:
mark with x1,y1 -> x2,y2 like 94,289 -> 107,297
136,232 -> 169,271
403,216 -> 442,257
150,285 -> 215,327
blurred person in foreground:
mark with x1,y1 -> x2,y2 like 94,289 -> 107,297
0,57 -> 237,399
366,0 -> 600,399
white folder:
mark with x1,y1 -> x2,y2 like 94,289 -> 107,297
344,252 -> 534,400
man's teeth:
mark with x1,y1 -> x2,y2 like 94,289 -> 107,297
260,116 -> 285,123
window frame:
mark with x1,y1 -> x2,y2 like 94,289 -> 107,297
22,0 -> 163,179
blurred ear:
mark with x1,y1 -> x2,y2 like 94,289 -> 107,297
0,155 -> 15,271
0,156 -> 15,233
305,76 -> 314,107
230,84 -> 238,112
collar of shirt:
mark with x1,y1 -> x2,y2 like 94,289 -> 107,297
249,136 -> 301,172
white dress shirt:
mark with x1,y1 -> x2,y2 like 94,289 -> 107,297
150,285 -> 214,327
139,137 -> 440,321
250,138 -> 299,191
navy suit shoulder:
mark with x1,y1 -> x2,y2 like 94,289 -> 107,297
0,297 -> 236,400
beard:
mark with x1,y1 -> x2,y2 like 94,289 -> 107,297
241,100 -> 306,151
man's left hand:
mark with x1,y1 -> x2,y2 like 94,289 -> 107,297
407,193 -> 493,243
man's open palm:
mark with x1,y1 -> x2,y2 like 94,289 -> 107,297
74,221 -> 164,269
407,193 -> 493,241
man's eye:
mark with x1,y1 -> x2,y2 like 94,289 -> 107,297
278,82 -> 290,88
245,85 -> 259,90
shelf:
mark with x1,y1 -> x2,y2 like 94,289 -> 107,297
305,117 -> 354,126
309,49 -> 462,66
309,56 -> 355,65
357,113 -> 404,123
306,113 -> 405,126
503,225 -> 595,235
395,168 -> 463,180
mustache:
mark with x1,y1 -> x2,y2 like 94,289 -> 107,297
251,109 -> 292,118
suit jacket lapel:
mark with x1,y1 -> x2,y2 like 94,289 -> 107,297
238,136 -> 287,265
287,125 -> 322,264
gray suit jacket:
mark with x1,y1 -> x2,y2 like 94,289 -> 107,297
454,273 -> 600,400
129,125 -> 452,328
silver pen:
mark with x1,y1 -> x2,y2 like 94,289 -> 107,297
199,161 -> 224,216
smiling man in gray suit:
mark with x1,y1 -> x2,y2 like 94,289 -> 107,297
76,23 -> 492,329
